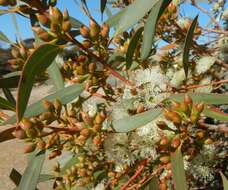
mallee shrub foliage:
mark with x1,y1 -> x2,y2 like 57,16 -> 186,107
0,0 -> 228,190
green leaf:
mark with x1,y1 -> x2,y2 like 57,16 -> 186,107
70,17 -> 83,28
182,15 -> 198,78
204,108 -> 228,121
0,127 -> 15,143
4,83 -> 84,124
0,75 -> 20,88
113,108 -> 162,132
126,27 -> 143,70
141,0 -> 172,60
60,155 -> 79,175
2,88 -> 16,106
115,0 -> 160,35
0,96 -> 15,111
169,93 -> 228,105
106,9 -> 125,29
171,147 -> 188,190
16,44 -> 61,122
38,174 -> 54,182
0,30 -> 12,44
18,150 -> 45,190
47,60 -> 64,91
220,172 -> 228,190
100,0 -> 107,15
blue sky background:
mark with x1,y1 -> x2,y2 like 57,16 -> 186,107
0,0 -> 227,46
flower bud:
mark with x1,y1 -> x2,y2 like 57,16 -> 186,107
80,25 -> 90,38
11,48 -> 20,58
21,118 -> 33,130
50,7 -> 63,25
196,131 -> 205,139
25,127 -> 38,138
13,128 -> 26,139
171,137 -> 181,149
54,99 -> 62,115
160,156 -> 170,164
43,100 -> 55,111
24,143 -> 36,153
160,137 -> 169,146
136,104 -> 144,113
156,121 -> 168,130
80,128 -> 90,137
204,138 -> 213,145
36,14 -> 50,26
62,20 -> 71,32
82,39 -> 92,49
81,111 -> 93,126
37,139 -> 46,150
184,94 -> 193,107
100,23 -> 109,38
93,124 -> 102,132
195,102 -> 204,114
63,9 -> 70,21
49,150 -> 61,159
164,110 -> 182,126
93,135 -> 101,146
94,112 -> 105,124
171,101 -> 181,110
77,55 -> 87,62
89,19 -> 100,38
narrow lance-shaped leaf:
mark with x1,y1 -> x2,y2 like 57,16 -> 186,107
18,150 -> 45,190
0,127 -> 15,143
0,31 -> 12,44
0,96 -> 15,111
2,88 -> 16,106
141,0 -> 172,60
4,83 -> 84,125
16,44 -> 61,122
100,0 -> 107,18
220,172 -> 228,190
182,15 -> 198,78
115,0 -> 160,35
113,108 -> 162,132
126,27 -> 143,70
171,147 -> 188,190
204,108 -> 228,121
0,75 -> 20,88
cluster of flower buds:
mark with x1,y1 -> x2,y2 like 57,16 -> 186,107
0,0 -> 16,6
33,7 -> 71,42
156,95 -> 214,164
8,43 -> 34,70
80,19 -> 110,49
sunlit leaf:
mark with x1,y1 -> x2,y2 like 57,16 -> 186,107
115,0 -> 160,35
70,17 -> 83,28
16,44 -> 61,122
126,27 -> 143,70
220,172 -> 228,190
18,150 -> 45,190
182,15 -> 198,78
113,108 -> 162,132
100,0 -> 107,17
141,0 -> 172,60
4,83 -> 84,124
0,30 -> 12,44
171,147 -> 188,190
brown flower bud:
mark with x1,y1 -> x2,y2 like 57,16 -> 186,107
81,111 -> 93,126
136,104 -> 145,113
80,128 -> 90,137
190,112 -> 199,123
156,121 -> 168,130
62,20 -> 71,32
184,94 -> 193,107
77,55 -> 87,62
164,110 -> 182,126
171,137 -> 181,149
78,168 -> 87,177
88,62 -> 96,73
171,101 -> 181,110
11,48 -> 20,58
80,25 -> 90,38
49,150 -> 61,159
93,135 -> 101,146
13,128 -> 26,139
25,127 -> 38,138
89,19 -> 100,38
93,124 -> 102,132
196,131 -> 205,139
160,156 -> 170,164
63,9 -> 70,21
100,23 -> 109,38
36,14 -> 50,26
0,0 -> 9,6
204,138 -> 213,145
53,99 -> 62,115
160,137 -> 169,146
42,100 -> 55,111
21,118 -> 33,129
24,143 -> 36,153
37,140 -> 46,150
39,112 -> 54,121
50,7 -> 63,25
82,39 -> 92,49
94,112 -> 105,124
195,103 -> 204,114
